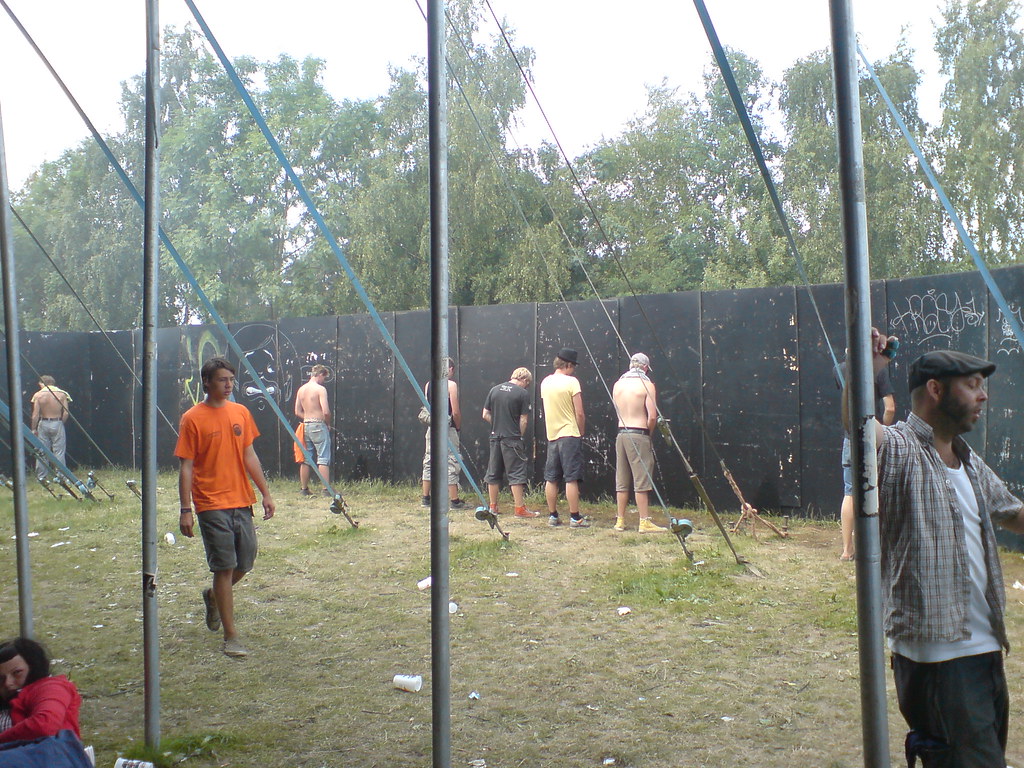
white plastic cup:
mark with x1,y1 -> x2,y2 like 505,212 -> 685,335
417,576 -> 432,590
393,674 -> 423,692
115,760 -> 156,768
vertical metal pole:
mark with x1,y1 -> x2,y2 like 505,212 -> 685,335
0,101 -> 33,639
142,0 -> 161,749
427,0 -> 451,765
829,2 -> 891,766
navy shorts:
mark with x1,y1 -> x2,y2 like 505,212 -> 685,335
544,436 -> 583,484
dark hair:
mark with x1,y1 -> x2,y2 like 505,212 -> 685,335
200,357 -> 236,392
0,638 -> 51,684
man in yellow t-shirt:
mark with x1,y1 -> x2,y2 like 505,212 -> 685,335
539,348 -> 588,528
176,357 -> 276,659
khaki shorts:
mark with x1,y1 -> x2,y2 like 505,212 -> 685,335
422,426 -> 461,487
615,431 -> 654,493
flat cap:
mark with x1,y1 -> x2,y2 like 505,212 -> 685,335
907,350 -> 995,392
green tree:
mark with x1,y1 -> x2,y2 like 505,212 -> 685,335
780,45 -> 945,283
935,0 -> 1024,265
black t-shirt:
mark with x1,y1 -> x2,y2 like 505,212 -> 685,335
425,380 -> 454,427
840,363 -> 895,416
483,381 -> 531,438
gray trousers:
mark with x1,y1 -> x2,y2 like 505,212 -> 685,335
35,419 -> 66,479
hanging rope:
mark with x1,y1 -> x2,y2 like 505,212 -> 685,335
0,0 -> 357,524
8,205 -> 179,434
460,1 -> 781,545
181,0 -> 489,511
0,396 -> 94,499
858,43 -> 1024,354
437,3 -> 759,559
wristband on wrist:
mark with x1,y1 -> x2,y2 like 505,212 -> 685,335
180,507 -> 192,514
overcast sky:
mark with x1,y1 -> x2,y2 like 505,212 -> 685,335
0,0 -> 954,190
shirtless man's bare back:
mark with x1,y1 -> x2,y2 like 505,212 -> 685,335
294,365 -> 332,494
30,375 -> 72,480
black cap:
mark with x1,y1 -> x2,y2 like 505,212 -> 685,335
907,350 -> 996,392
556,348 -> 579,365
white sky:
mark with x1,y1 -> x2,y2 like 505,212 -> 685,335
0,0 -> 951,190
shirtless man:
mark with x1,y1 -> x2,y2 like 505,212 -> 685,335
30,375 -> 72,480
611,353 -> 665,533
294,365 -> 332,496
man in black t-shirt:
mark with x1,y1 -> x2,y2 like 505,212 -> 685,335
482,367 -> 537,518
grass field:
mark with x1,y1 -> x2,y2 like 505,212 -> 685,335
3,469 -> 1024,767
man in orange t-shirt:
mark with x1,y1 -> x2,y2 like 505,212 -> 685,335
176,357 -> 275,659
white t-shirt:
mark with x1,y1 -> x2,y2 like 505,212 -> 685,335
890,462 -> 1000,662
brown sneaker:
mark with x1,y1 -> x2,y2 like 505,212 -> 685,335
222,637 -> 249,658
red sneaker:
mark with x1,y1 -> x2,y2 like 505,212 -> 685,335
514,506 -> 540,518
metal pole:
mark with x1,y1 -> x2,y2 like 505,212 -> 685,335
829,1 -> 891,765
141,0 -> 161,748
427,0 -> 451,765
0,101 -> 33,638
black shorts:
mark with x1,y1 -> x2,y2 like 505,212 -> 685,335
485,436 -> 529,486
543,436 -> 583,484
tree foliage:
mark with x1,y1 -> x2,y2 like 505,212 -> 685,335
9,0 -> 1024,332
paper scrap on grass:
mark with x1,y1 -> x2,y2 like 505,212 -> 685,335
617,606 -> 631,616
1013,580 -> 1024,591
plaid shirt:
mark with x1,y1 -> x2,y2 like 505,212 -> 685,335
877,413 -> 1023,649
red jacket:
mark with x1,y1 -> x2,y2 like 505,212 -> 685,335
0,675 -> 81,742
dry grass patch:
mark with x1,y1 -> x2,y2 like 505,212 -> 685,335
3,470 -> 1024,767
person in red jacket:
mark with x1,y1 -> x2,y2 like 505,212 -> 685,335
0,637 -> 81,743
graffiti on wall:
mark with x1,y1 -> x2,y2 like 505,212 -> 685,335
234,324 -> 301,413
995,305 -> 1024,355
889,290 -> 985,344
182,329 -> 224,406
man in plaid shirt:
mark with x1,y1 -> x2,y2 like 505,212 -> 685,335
852,330 -> 1024,766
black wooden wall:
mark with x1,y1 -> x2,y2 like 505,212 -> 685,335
3,266 -> 1023,530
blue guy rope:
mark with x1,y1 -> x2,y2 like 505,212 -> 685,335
182,0 -> 486,504
0,0 -> 350,514
0,397 -> 93,499
858,44 -> 1024,354
690,0 -> 844,382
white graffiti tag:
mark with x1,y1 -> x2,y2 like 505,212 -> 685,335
890,290 -> 985,343
996,305 -> 1024,355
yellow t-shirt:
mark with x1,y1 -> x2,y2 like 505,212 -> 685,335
540,372 -> 582,441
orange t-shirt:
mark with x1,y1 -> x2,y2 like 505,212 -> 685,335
174,400 -> 259,513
